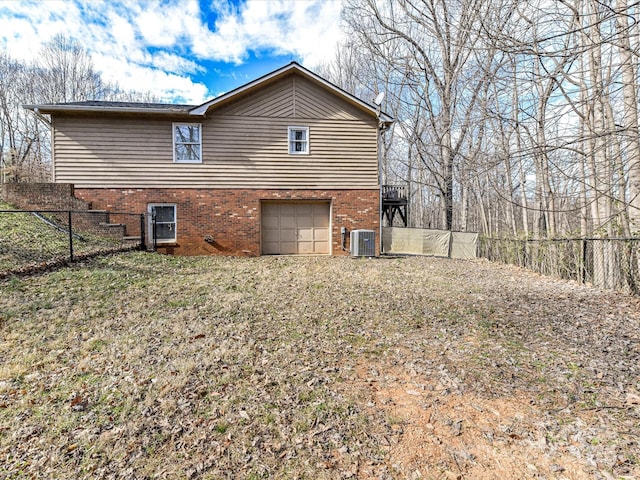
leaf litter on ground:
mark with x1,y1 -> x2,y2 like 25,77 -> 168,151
0,252 -> 638,479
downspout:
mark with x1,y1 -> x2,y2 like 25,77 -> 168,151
377,117 -> 392,254
373,92 -> 392,256
377,114 -> 390,255
378,122 -> 383,255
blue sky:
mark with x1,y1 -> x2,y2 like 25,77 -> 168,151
0,0 -> 344,104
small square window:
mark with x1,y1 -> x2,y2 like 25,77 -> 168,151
173,123 -> 202,163
148,204 -> 176,243
288,126 -> 309,155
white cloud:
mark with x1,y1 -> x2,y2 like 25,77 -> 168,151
0,1 -> 81,61
135,2 -> 195,48
108,10 -> 137,51
93,53 -> 209,104
148,52 -> 205,76
0,0 -> 345,103
196,0 -> 344,66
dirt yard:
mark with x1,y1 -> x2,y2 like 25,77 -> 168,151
1,253 -> 638,479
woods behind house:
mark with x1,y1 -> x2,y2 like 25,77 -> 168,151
3,2 -> 640,258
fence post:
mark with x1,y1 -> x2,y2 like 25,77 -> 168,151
68,210 -> 74,262
152,210 -> 157,251
139,214 -> 146,251
581,239 -> 587,284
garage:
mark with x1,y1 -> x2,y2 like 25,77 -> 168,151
261,201 -> 330,255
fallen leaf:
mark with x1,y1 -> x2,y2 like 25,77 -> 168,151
626,393 -> 640,405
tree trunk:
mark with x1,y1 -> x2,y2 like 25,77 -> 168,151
615,0 -> 640,233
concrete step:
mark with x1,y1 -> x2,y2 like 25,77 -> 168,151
99,222 -> 125,228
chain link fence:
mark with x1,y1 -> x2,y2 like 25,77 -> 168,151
0,208 -> 147,278
479,237 -> 640,295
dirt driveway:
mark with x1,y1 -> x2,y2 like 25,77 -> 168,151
1,253 -> 639,479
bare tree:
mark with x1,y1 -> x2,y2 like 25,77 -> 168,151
343,0 -> 507,230
0,52 -> 49,183
614,0 -> 640,233
1,35 -> 158,184
33,34 -> 108,103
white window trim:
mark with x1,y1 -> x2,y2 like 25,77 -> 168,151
173,122 -> 202,163
288,126 -> 309,155
148,203 -> 177,244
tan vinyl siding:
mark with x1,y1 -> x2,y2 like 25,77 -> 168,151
52,73 -> 379,189
214,77 -> 296,117
214,76 -> 366,121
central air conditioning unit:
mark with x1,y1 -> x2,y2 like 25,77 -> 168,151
350,229 -> 376,257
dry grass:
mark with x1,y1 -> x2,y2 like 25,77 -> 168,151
0,201 -> 136,277
1,252 -> 639,479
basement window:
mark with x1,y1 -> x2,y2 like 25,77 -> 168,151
173,123 -> 202,163
288,126 -> 309,155
148,204 -> 177,243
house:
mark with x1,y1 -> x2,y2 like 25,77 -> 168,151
25,62 -> 393,256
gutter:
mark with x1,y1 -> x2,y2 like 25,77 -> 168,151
23,104 -> 200,117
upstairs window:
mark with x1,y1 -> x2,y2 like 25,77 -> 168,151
173,123 -> 202,163
288,126 -> 309,155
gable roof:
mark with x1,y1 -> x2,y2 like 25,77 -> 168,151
190,62 -> 394,126
24,62 -> 394,127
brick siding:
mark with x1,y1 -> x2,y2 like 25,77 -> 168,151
74,188 -> 380,256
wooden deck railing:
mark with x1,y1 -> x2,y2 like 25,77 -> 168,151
382,184 -> 407,203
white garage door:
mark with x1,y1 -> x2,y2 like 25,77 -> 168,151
261,202 -> 330,255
